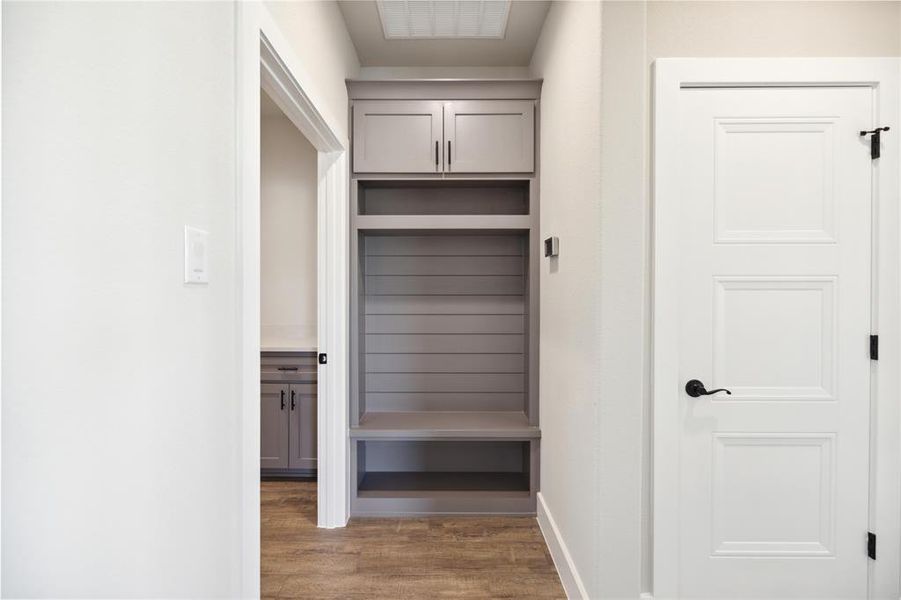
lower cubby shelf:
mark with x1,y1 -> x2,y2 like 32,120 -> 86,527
358,471 -> 530,493
351,439 -> 538,516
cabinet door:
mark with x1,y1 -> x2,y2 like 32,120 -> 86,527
288,383 -> 317,471
353,101 -> 443,173
261,383 -> 289,470
444,100 -> 534,173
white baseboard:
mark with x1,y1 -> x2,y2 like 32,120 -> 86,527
639,594 -> 654,600
536,492 -> 590,599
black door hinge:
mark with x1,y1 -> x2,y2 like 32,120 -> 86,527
868,531 -> 877,560
870,335 -> 879,360
318,353 -> 328,365
860,127 -> 890,159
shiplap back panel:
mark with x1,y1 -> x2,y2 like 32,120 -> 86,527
363,233 -> 528,413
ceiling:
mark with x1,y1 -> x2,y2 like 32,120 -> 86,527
337,1 -> 550,67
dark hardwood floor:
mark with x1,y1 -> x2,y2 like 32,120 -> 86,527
261,480 -> 565,599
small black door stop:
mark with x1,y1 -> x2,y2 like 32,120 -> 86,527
860,127 -> 890,159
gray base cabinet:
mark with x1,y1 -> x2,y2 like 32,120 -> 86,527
260,352 -> 317,475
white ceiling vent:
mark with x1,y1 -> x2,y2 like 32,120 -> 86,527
376,0 -> 511,39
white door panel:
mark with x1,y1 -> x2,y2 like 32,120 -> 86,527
674,87 -> 872,598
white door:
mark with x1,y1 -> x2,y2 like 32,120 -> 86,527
667,86 -> 873,597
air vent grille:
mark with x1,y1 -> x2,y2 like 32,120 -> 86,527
376,0 -> 511,39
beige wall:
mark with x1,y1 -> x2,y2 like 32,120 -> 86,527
648,1 -> 901,60
529,2 -> 604,597
597,0 -> 901,596
264,0 -> 361,142
260,112 -> 318,349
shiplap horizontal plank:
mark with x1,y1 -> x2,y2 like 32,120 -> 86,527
350,411 -> 539,439
365,334 -> 524,354
365,353 -> 524,374
365,235 -> 523,256
366,373 -> 524,393
365,255 -> 523,276
366,314 -> 523,335
365,295 -> 524,315
365,392 -> 525,412
356,215 -> 531,230
366,275 -> 523,295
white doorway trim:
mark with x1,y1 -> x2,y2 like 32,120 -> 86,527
237,3 -> 349,597
653,58 -> 900,599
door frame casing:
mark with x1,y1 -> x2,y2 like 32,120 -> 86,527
237,3 -> 350,597
653,58 -> 900,599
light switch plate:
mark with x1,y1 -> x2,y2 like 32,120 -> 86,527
184,226 -> 209,284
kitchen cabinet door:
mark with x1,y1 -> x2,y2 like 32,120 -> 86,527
353,101 -> 443,173
288,384 -> 317,470
444,100 -> 534,173
261,383 -> 289,469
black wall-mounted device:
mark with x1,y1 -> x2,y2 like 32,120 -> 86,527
544,236 -> 559,258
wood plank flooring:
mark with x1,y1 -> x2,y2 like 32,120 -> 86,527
261,481 -> 565,599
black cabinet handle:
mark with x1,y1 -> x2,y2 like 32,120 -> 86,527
291,389 -> 296,410
447,140 -> 452,167
685,379 -> 732,398
277,366 -> 298,371
435,140 -> 439,168
280,389 -> 286,410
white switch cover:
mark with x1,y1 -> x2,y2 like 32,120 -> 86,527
184,226 -> 209,284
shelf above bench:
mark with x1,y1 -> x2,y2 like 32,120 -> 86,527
350,411 -> 540,440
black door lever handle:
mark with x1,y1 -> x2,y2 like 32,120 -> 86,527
685,379 -> 732,398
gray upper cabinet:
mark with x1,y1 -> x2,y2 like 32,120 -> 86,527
353,101 -> 443,173
261,383 -> 289,469
444,101 -> 534,174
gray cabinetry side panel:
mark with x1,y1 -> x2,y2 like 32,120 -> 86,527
289,385 -> 317,470
444,101 -> 534,173
353,101 -> 443,173
261,383 -> 289,469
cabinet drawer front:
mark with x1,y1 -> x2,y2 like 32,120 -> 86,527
444,100 -> 534,173
261,352 -> 317,382
353,101 -> 443,173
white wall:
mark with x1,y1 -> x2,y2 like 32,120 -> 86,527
647,0 -> 900,59
260,111 -> 318,349
2,2 -> 239,597
529,2 -> 604,597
